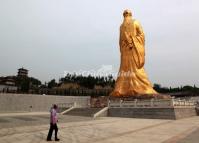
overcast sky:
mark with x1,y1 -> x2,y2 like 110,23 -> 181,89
0,0 -> 199,87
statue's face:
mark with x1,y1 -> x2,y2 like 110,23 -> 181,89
123,9 -> 132,18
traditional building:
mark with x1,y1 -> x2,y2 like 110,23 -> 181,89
18,67 -> 28,77
2,76 -> 15,85
0,76 -> 17,93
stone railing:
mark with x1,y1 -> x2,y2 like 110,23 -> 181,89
108,98 -> 196,108
57,102 -> 88,108
57,102 -> 75,108
173,99 -> 195,106
93,107 -> 109,119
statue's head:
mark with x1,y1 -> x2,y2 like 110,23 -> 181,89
123,9 -> 132,18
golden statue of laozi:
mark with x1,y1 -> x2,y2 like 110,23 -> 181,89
110,10 -> 157,97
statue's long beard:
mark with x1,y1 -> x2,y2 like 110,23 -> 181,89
122,17 -> 135,50
123,17 -> 133,25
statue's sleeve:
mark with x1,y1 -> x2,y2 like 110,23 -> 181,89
135,21 -> 145,46
132,20 -> 145,69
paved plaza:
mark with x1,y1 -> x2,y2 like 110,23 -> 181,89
0,112 -> 199,143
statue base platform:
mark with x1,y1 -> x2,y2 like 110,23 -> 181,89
107,96 -> 197,120
109,94 -> 171,100
90,94 -> 170,108
108,107 -> 197,120
90,95 -> 198,120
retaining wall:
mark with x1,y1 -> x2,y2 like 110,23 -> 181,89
0,93 -> 90,112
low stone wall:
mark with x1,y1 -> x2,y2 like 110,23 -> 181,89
0,93 -> 90,112
174,107 -> 197,119
108,107 -> 197,120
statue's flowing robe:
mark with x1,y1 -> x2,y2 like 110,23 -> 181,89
111,19 -> 157,96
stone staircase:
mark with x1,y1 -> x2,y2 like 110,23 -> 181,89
58,107 -> 69,113
64,108 -> 102,117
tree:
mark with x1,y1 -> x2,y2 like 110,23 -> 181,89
59,73 -> 116,89
29,77 -> 41,86
153,83 -> 161,91
48,79 -> 57,89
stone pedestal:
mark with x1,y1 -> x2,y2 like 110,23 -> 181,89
107,96 -> 197,120
108,107 -> 197,120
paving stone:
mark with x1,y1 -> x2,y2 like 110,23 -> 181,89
0,113 -> 199,143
